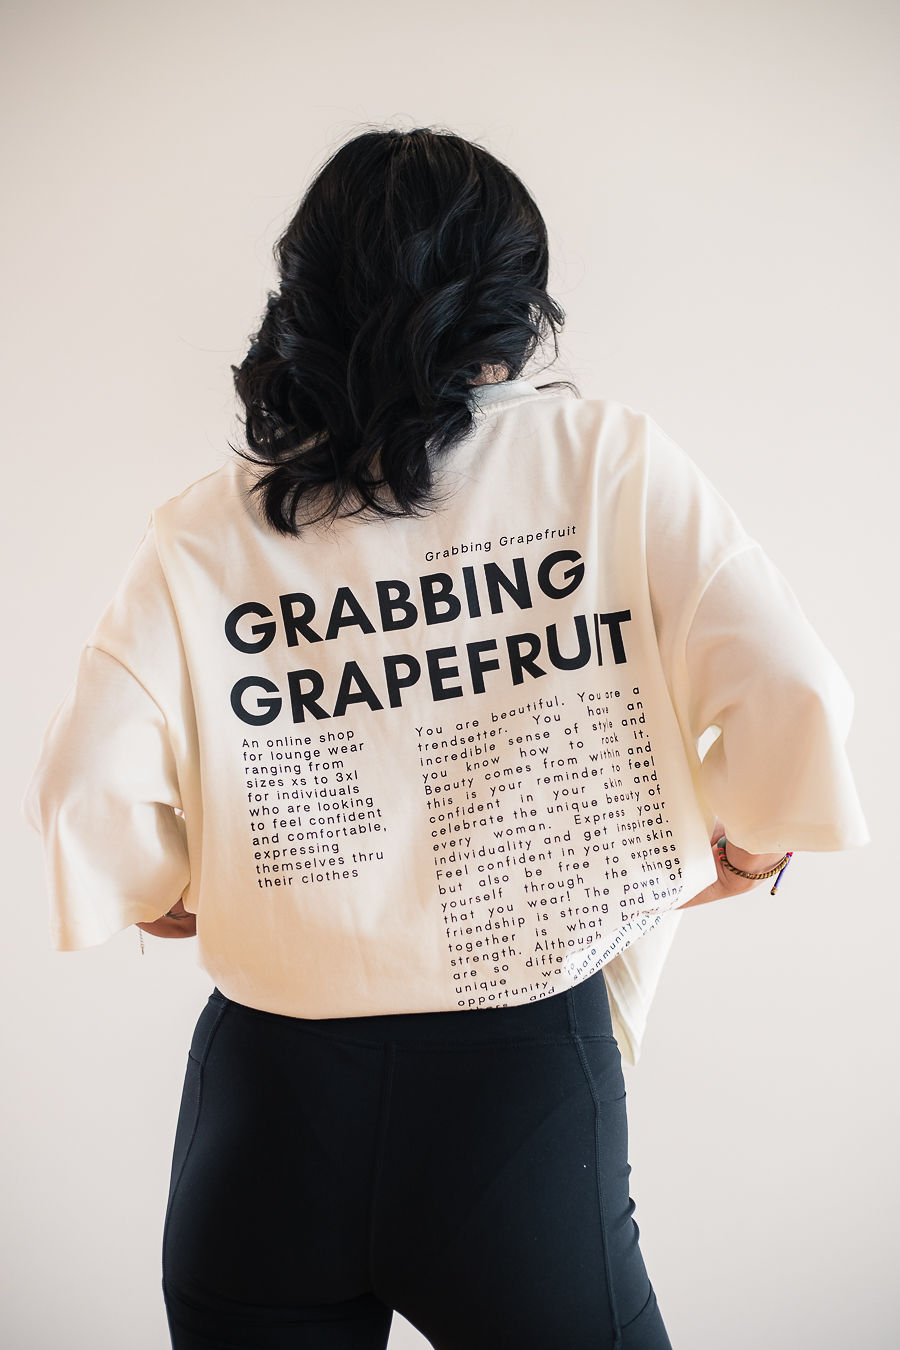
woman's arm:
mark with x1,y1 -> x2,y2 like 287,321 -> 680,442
135,896 -> 197,938
679,819 -> 787,909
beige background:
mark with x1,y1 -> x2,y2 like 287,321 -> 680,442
5,1 -> 897,1345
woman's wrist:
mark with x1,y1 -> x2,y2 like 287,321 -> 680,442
680,823 -> 793,909
719,839 -> 786,875
135,900 -> 196,939
135,915 -> 197,938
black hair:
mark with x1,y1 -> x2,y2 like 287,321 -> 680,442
229,125 -> 577,536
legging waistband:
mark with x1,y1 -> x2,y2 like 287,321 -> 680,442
209,966 -> 614,1047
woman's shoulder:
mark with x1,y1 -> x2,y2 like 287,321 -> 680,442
150,458 -> 257,538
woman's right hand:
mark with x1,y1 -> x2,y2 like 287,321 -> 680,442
135,896 -> 197,938
678,819 -> 789,909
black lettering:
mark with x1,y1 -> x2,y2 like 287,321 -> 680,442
286,669 -> 329,722
279,593 -> 323,646
376,579 -> 418,631
383,653 -> 421,707
600,610 -> 632,663
537,550 -> 584,600
466,639 -> 501,694
332,661 -> 384,717
420,574 -> 461,625
547,614 -> 592,670
484,557 -> 532,613
324,587 -> 376,641
506,632 -> 546,685
225,602 -> 277,653
461,565 -> 482,618
426,646 -> 464,700
231,675 -> 282,725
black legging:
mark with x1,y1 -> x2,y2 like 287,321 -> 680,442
162,967 -> 673,1349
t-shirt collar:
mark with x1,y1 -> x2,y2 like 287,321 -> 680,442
468,377 -> 540,407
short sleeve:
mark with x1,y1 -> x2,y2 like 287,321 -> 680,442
23,644 -> 191,951
682,543 -> 869,854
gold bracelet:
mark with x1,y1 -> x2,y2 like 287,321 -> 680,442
716,836 -> 794,894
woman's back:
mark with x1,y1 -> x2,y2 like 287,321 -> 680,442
23,376 -> 867,1061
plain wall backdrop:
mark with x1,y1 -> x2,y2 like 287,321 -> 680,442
5,1 -> 897,1346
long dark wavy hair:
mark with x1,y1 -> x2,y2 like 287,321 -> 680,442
230,125 -> 577,536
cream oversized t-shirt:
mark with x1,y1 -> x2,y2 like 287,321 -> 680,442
23,380 -> 869,1062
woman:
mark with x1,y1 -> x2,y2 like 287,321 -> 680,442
24,127 -> 868,1349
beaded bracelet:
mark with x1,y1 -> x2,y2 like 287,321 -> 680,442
715,835 -> 794,894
